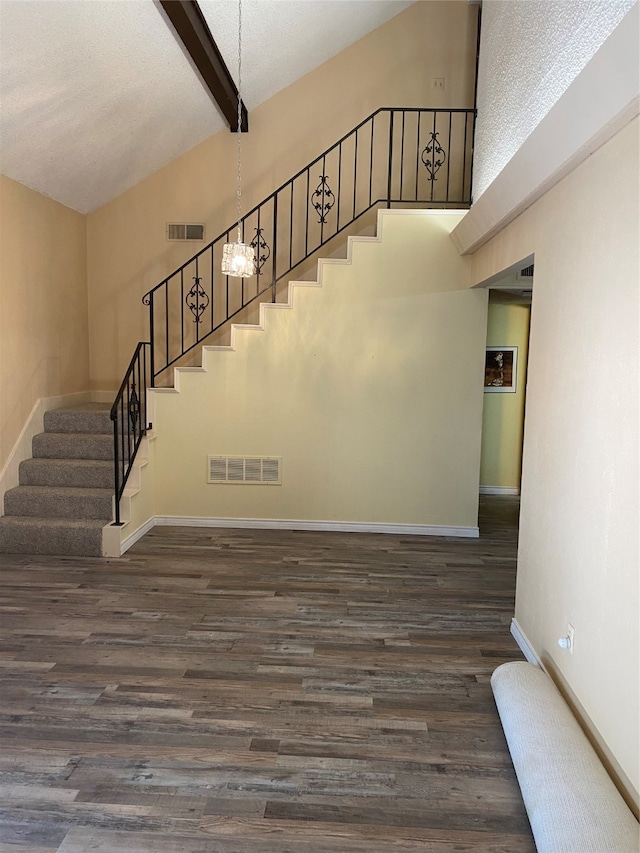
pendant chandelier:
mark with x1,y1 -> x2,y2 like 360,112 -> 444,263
221,0 -> 255,278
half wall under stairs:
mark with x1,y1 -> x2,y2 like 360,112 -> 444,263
112,210 -> 489,555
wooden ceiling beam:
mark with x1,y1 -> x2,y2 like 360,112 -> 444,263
158,0 -> 248,132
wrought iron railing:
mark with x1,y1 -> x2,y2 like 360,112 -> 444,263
143,107 -> 475,385
110,342 -> 150,525
111,106 -> 475,521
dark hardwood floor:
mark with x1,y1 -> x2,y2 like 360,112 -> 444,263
0,496 -> 534,852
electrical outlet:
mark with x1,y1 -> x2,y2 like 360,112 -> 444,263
567,623 -> 575,655
432,77 -> 445,91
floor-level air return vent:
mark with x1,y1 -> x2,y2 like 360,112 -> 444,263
167,223 -> 205,241
208,456 -> 281,485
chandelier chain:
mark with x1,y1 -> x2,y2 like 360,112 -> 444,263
235,0 -> 243,243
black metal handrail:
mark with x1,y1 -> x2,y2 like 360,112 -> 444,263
111,106 -> 475,521
143,106 -> 475,385
110,342 -> 150,525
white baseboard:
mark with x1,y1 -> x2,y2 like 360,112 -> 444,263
511,618 -> 543,667
152,516 -> 479,538
119,517 -> 156,555
480,486 -> 520,495
114,515 -> 479,556
0,390 -> 92,507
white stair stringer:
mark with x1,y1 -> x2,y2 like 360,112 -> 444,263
102,429 -> 156,557
200,231 -> 382,359
111,209 -> 487,555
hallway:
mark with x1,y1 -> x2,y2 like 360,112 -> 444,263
0,496 -> 534,852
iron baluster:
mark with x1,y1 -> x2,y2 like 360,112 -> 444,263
180,269 -> 184,360
368,115 -> 374,208
446,111 -> 452,200
241,218 -> 245,307
224,230 -> 230,320
386,111 -> 394,208
288,180 -> 294,270
272,193 -> 278,302
337,142 -> 342,230
210,246 -> 215,330
112,412 -> 121,525
142,343 -> 148,434
400,110 -> 405,201
353,127 -> 358,219
305,170 -> 310,258
415,111 -> 421,200
195,257 -> 200,342
164,285 -> 169,383
465,110 -> 472,202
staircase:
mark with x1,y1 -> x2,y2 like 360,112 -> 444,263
0,107 -> 476,557
0,404 -> 113,556
112,106 -> 475,521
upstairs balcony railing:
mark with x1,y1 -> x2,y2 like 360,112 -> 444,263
111,106 -> 475,523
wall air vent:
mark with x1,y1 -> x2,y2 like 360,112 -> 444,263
516,264 -> 534,280
208,456 -> 282,485
167,223 -> 205,241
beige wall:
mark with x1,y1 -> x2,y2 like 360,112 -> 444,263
149,211 -> 486,531
86,1 -> 478,392
0,175 -> 89,474
470,118 -> 639,805
480,299 -> 530,490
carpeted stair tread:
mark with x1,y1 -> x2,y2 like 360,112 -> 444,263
0,516 -> 106,556
19,458 -> 113,489
32,431 -> 114,461
0,403 -> 117,557
44,404 -> 112,435
4,485 -> 113,520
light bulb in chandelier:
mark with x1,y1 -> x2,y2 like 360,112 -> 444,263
221,239 -> 255,278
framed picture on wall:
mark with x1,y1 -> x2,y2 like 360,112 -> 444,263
484,346 -> 518,393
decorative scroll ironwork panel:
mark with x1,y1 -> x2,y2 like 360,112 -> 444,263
185,275 -> 209,324
421,131 -> 447,183
250,228 -> 270,275
311,175 -> 335,224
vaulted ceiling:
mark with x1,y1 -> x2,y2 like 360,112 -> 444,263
0,0 -> 414,214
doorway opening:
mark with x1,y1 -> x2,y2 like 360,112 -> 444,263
478,258 -> 533,500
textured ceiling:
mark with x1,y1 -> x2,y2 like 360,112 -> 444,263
473,0 -> 636,198
0,0 -> 413,214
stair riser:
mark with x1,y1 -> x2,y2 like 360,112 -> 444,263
0,404 -> 114,558
32,434 -> 114,461
44,410 -> 112,435
4,491 -> 112,521
19,460 -> 113,490
0,521 -> 104,557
